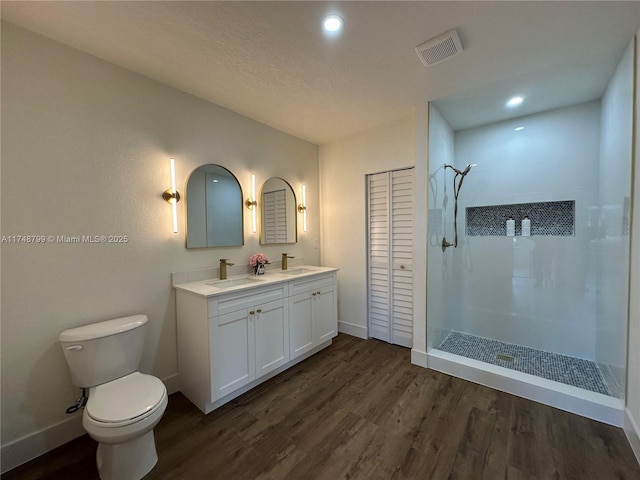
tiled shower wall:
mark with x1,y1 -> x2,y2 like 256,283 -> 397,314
436,101 -> 602,360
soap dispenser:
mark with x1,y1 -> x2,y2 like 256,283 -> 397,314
506,216 -> 515,237
522,216 -> 531,236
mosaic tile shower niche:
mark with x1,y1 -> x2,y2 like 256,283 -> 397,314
466,200 -> 574,236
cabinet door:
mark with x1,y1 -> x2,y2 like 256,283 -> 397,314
254,299 -> 289,377
212,309 -> 255,400
289,292 -> 315,359
315,286 -> 337,344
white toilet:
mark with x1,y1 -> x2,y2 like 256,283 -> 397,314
59,314 -> 168,480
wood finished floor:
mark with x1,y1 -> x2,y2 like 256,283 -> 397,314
4,334 -> 639,480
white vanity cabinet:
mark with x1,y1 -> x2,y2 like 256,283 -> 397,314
212,285 -> 288,400
289,273 -> 337,359
175,268 -> 337,414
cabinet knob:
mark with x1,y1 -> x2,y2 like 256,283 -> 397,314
249,310 -> 255,315
400,265 -> 405,269
256,309 -> 262,313
317,291 -> 321,295
312,292 -> 316,296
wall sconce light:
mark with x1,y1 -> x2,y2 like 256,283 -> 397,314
245,174 -> 257,233
298,184 -> 307,232
162,157 -> 181,234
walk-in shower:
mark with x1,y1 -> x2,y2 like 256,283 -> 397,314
425,39 -> 634,425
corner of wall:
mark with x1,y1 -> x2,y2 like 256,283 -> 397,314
625,408 -> 640,465
411,348 -> 428,368
338,321 -> 368,339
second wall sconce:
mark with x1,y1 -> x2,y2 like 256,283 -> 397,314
245,174 -> 257,233
298,184 -> 307,232
162,157 -> 181,234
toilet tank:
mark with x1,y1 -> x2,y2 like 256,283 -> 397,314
58,314 -> 148,388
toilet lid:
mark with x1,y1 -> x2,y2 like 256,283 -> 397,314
86,372 -> 166,424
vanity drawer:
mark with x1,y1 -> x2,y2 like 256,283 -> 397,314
209,285 -> 286,317
288,273 -> 335,296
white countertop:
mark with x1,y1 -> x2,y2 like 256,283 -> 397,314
173,265 -> 338,297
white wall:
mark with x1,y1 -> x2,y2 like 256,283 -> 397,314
319,115 -> 415,339
625,32 -> 640,464
597,38 -> 634,380
442,102 -> 602,359
1,22 -> 320,469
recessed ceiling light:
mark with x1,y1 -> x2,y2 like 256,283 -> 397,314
322,14 -> 344,33
514,126 -> 524,131
506,96 -> 524,108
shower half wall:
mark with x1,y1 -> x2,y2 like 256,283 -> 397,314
426,42 -> 633,424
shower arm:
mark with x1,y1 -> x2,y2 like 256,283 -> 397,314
442,164 -> 472,252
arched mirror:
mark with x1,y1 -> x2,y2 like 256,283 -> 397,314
259,177 -> 297,244
186,164 -> 244,248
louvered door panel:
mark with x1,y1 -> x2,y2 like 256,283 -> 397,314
368,173 -> 390,341
391,169 -> 414,347
263,189 -> 287,243
367,168 -> 414,347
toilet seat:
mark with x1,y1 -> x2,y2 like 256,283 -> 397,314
86,372 -> 166,427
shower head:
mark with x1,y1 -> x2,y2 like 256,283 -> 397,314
461,163 -> 477,175
442,162 -> 475,251
445,163 -> 476,176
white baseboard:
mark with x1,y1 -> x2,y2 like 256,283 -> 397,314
427,350 -> 624,427
1,372 -> 180,475
624,408 -> 640,464
163,372 -> 180,395
1,413 -> 85,474
338,320 -> 367,339
411,348 -> 428,368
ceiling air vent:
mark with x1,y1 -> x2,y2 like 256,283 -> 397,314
415,29 -> 463,68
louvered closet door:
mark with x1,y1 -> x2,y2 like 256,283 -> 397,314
390,169 -> 414,347
368,173 -> 391,342
367,168 -> 414,347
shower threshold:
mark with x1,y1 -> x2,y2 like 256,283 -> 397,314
438,331 -> 611,395
429,332 -> 624,426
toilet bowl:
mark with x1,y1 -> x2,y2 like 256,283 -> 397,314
83,372 -> 168,480
59,315 -> 167,480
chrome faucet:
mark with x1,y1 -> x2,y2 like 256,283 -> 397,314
219,259 -> 234,280
281,253 -> 295,270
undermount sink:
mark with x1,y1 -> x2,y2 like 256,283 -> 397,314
280,268 -> 315,276
206,277 -> 264,288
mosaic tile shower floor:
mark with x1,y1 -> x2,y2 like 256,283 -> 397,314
437,331 -> 612,396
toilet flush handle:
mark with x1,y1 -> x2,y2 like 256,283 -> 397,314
65,345 -> 83,351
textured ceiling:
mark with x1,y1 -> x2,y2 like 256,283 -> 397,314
2,1 -> 639,143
